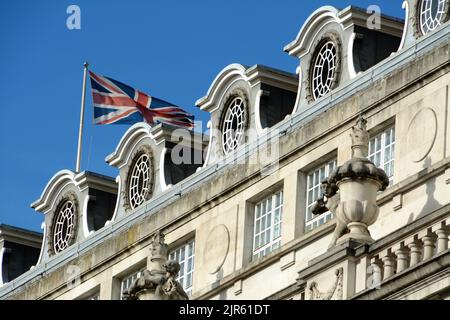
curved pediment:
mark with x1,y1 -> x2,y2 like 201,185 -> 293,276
105,122 -> 157,169
30,170 -> 76,213
285,6 -> 403,110
284,6 -> 341,58
196,63 -> 249,112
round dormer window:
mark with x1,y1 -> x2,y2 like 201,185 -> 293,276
221,96 -> 247,154
418,0 -> 448,35
52,199 -> 77,254
127,151 -> 153,210
311,40 -> 338,101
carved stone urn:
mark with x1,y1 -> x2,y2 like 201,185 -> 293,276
329,117 -> 389,245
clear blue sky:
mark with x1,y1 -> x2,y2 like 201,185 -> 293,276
0,1 -> 404,232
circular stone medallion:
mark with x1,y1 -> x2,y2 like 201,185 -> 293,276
406,108 -> 437,163
203,224 -> 230,274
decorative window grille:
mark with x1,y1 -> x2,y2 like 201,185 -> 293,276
128,152 -> 152,209
311,41 -> 338,100
252,190 -> 283,260
419,0 -> 447,35
369,126 -> 395,185
221,96 -> 246,154
305,159 -> 337,232
120,268 -> 145,300
52,200 -> 76,254
169,239 -> 195,296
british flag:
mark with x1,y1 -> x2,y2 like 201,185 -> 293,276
88,71 -> 194,129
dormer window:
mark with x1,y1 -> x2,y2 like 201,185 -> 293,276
221,96 -> 247,154
52,198 -> 77,254
418,0 -> 448,35
127,150 -> 153,210
311,40 -> 339,101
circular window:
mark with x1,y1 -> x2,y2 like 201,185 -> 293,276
311,40 -> 338,101
419,0 -> 448,35
52,200 -> 77,254
127,152 -> 153,209
221,96 -> 247,154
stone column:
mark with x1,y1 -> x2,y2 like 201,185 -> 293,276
407,239 -> 422,266
394,245 -> 409,273
421,231 -> 436,260
435,227 -> 449,253
380,252 -> 396,279
369,258 -> 383,289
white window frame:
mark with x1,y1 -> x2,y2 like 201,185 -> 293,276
169,239 -> 195,296
419,0 -> 447,35
252,190 -> 283,260
120,267 -> 145,300
221,96 -> 247,155
52,199 -> 77,254
311,40 -> 338,100
128,152 -> 153,210
369,125 -> 395,186
305,159 -> 337,232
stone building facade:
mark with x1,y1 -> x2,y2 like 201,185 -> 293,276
1,2 -> 450,300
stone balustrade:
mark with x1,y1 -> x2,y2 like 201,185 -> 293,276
369,216 -> 450,285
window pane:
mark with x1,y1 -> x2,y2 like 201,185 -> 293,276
368,125 -> 395,185
305,158 -> 337,232
121,267 -> 146,299
169,239 -> 195,295
252,190 -> 283,260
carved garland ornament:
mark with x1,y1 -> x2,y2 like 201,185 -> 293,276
308,267 -> 344,300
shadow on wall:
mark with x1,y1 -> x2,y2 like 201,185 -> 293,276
216,268 -> 228,300
416,157 -> 443,220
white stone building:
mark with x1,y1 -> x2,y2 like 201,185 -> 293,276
1,2 -> 450,300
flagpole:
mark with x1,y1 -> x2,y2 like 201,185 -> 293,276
76,62 -> 89,173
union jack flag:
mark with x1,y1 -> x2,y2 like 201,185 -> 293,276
88,71 -> 194,129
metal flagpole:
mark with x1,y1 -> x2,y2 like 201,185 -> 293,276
76,62 -> 89,173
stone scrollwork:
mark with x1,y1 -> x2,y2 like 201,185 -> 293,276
308,267 -> 344,300
122,231 -> 189,300
159,260 -> 190,300
123,260 -> 189,300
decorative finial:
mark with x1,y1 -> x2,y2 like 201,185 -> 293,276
350,115 -> 369,158
150,230 -> 168,259
355,114 -> 367,131
83,61 -> 89,68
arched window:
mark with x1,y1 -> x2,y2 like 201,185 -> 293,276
311,40 -> 339,100
52,199 -> 77,254
419,0 -> 448,35
221,96 -> 247,154
127,152 -> 153,210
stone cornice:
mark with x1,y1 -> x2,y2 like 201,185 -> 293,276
0,225 -> 42,248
